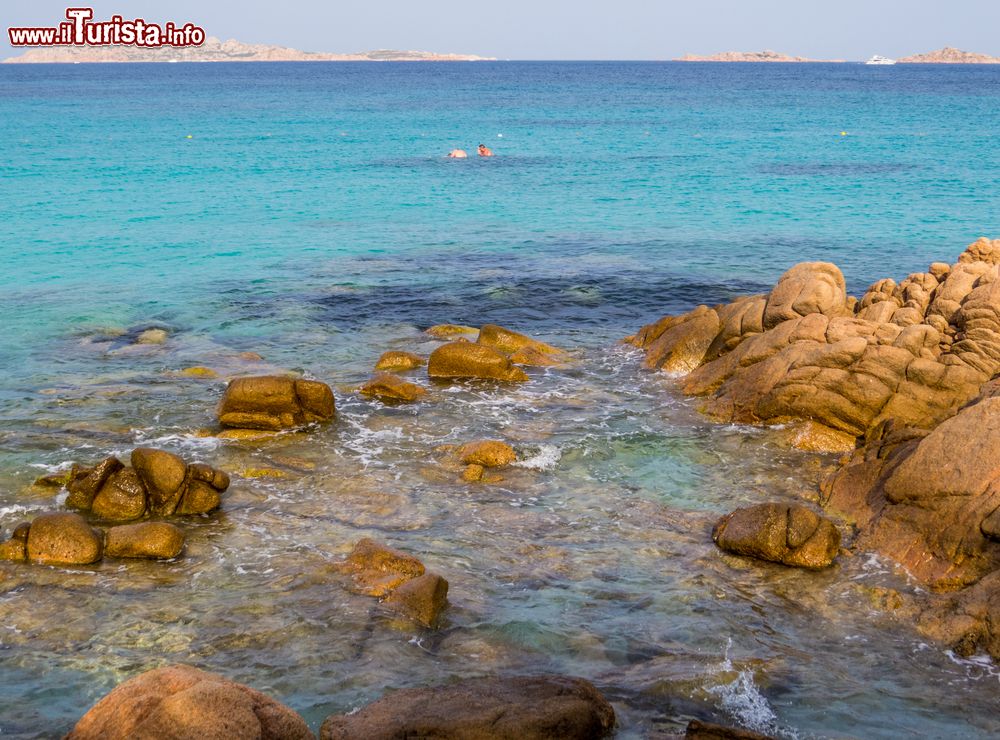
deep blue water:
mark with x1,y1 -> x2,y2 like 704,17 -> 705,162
2,61 -> 1000,738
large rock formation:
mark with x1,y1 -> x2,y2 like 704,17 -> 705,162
218,375 -> 335,431
320,675 -> 615,740
631,238 -> 1000,657
65,449 -> 229,521
66,664 -> 313,740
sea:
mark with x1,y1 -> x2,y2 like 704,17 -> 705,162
1,61 -> 999,738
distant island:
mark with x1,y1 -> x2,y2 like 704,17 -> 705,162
677,47 -> 999,63
676,50 -> 827,63
897,47 -> 1000,63
2,36 -> 494,64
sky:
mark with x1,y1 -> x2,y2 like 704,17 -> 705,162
3,0 -> 1000,60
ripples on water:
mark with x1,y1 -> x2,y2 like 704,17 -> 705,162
2,61 -> 1000,738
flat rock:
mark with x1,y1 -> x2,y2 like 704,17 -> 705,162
105,522 -> 184,559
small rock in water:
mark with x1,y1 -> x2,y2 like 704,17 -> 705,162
374,350 -> 425,372
65,664 -> 313,740
477,323 -> 567,366
383,572 -> 449,627
424,323 -> 479,339
135,328 -> 168,345
104,522 -> 184,559
336,538 -> 451,627
712,503 -> 840,569
337,538 -> 426,597
359,373 -> 427,403
217,375 -> 335,430
178,366 -> 219,378
319,674 -> 615,740
427,341 -> 529,382
457,439 -> 517,467
24,512 -> 103,565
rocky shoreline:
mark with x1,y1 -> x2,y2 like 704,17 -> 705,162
630,237 -> 1000,660
5,244 -> 1000,736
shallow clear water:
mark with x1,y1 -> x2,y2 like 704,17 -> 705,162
1,61 -> 1000,738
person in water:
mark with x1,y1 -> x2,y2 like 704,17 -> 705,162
477,144 -> 494,157
447,149 -> 468,158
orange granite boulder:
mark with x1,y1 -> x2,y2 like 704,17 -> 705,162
427,341 -> 529,382
360,373 -> 427,403
66,664 -> 313,740
374,350 -> 425,372
218,375 -> 335,430
65,449 -> 229,521
24,512 -> 103,565
712,503 -> 840,569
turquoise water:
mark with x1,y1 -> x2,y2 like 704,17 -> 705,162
2,61 -> 1000,737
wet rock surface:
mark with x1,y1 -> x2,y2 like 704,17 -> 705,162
218,375 -> 335,430
66,664 -> 314,740
66,449 -> 229,521
427,341 -> 530,382
319,675 -> 615,740
633,238 -> 1000,659
712,503 -> 841,569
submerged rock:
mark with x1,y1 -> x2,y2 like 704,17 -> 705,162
337,538 -> 427,597
336,538 -> 449,626
135,328 -> 168,345
66,449 -> 229,521
66,664 -> 313,740
425,323 -> 479,339
383,572 -> 450,627
217,375 -> 335,430
427,341 -> 529,382
712,503 -> 840,569
686,719 -> 776,739
457,439 -> 517,467
319,675 -> 615,740
477,323 -> 566,366
374,350 -> 425,372
0,523 -> 30,562
359,373 -> 427,403
105,522 -> 184,559
24,512 -> 103,565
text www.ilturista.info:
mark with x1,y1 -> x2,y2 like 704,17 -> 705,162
8,8 -> 206,47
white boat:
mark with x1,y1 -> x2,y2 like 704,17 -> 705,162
865,55 -> 896,65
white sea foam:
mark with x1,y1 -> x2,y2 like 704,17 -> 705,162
708,639 -> 792,738
513,444 -> 562,471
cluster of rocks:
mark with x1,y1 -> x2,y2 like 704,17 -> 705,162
335,538 -> 449,628
65,663 -> 769,739
630,238 -> 1000,658
65,665 -> 617,740
0,512 -> 184,564
210,324 -> 564,425
65,448 -> 230,521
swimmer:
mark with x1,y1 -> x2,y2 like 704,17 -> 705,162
448,149 -> 468,158
477,144 -> 494,157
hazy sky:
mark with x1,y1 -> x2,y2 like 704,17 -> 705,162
4,0 -> 999,60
